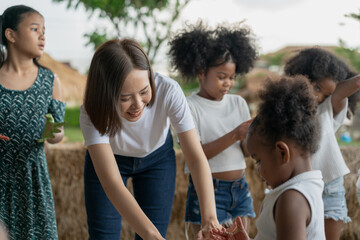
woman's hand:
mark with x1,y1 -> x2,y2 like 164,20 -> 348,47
209,217 -> 251,240
196,221 -> 224,240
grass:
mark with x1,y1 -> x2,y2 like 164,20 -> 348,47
338,140 -> 360,147
64,126 -> 83,143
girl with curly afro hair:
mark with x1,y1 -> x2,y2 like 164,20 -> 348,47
168,21 -> 257,239
284,47 -> 360,240
212,76 -> 324,240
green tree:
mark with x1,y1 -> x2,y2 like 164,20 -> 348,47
345,9 -> 360,22
52,0 -> 191,63
336,9 -> 360,71
263,52 -> 286,66
335,40 -> 360,72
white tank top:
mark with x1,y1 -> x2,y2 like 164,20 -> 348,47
255,171 -> 325,240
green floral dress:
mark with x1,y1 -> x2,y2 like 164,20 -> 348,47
0,67 -> 65,240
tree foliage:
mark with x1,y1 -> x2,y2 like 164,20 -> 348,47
52,0 -> 191,63
263,52 -> 286,66
345,9 -> 360,22
335,40 -> 360,72
335,9 -> 360,72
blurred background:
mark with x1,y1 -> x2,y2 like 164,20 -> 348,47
1,0 -> 360,144
2,1 -> 360,239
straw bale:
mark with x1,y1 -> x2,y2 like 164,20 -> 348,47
46,144 -> 360,240
45,143 -> 88,240
38,53 -> 87,106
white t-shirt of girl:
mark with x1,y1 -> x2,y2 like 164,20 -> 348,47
311,95 -> 350,183
80,72 -> 195,158
184,93 -> 250,173
255,171 -> 325,240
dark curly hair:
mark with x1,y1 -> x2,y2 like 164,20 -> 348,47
249,75 -> 320,155
284,47 -> 349,84
168,21 -> 257,82
284,47 -> 359,117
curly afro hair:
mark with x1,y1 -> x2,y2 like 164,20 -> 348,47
285,47 -> 359,118
168,21 -> 257,82
284,47 -> 349,84
249,75 -> 320,155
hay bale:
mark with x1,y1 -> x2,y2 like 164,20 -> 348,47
46,144 -> 360,239
46,143 -> 88,240
39,53 -> 87,106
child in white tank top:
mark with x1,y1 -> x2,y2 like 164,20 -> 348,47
210,75 -> 326,239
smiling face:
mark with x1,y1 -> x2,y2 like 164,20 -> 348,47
311,77 -> 336,104
9,12 -> 45,58
119,69 -> 152,122
197,61 -> 236,101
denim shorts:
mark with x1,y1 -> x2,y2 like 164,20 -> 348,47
185,174 -> 256,225
322,176 -> 351,223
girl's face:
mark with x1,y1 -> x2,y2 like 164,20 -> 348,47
311,77 -> 336,104
120,69 -> 152,122
246,132 -> 289,189
198,61 -> 236,101
11,13 -> 45,58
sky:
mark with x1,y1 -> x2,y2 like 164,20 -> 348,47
0,0 -> 359,74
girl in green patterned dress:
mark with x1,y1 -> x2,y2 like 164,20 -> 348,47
0,5 -> 65,240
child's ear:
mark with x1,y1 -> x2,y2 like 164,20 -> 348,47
275,141 -> 290,164
197,70 -> 205,81
5,28 -> 16,44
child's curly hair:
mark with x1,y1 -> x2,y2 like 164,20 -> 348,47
168,21 -> 257,82
284,47 -> 348,84
249,75 -> 320,155
285,47 -> 359,117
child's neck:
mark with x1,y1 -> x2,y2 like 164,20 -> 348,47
0,59 -> 38,91
4,58 -> 36,74
4,48 -> 38,74
289,156 -> 312,179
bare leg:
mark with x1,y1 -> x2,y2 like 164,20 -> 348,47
325,219 -> 343,240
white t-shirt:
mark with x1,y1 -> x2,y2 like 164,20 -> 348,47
185,93 -> 250,173
311,96 -> 350,183
255,171 -> 325,240
80,72 -> 195,158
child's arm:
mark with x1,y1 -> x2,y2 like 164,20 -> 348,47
275,189 -> 311,240
178,129 -> 222,237
87,144 -> 165,239
201,119 -> 253,159
48,74 -> 65,143
332,74 -> 360,117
